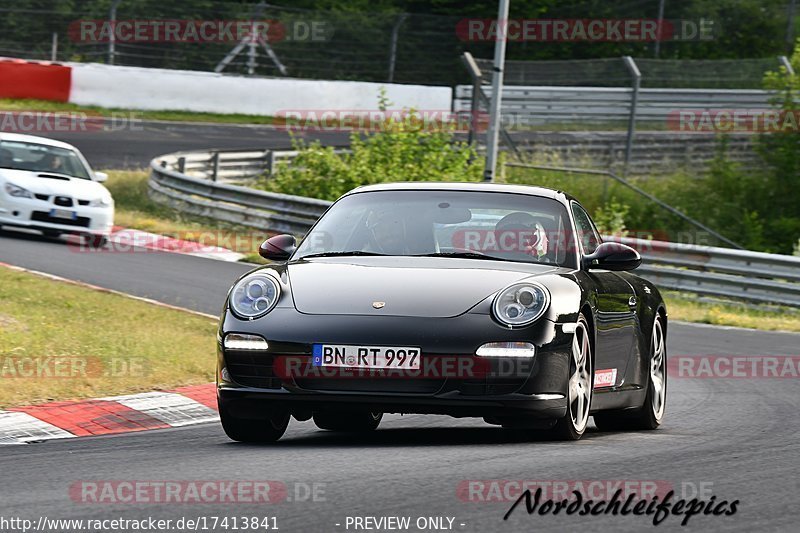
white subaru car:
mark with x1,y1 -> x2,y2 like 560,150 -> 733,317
0,133 -> 114,246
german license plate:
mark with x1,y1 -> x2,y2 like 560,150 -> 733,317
49,209 -> 76,220
312,344 -> 421,370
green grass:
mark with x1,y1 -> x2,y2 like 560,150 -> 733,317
0,98 -> 277,126
664,292 -> 800,333
0,267 -> 217,408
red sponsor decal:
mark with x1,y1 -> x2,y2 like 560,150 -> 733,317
594,368 -> 617,388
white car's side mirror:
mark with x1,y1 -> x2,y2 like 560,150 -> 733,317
94,171 -> 108,183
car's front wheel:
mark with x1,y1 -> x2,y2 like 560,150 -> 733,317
313,411 -> 383,432
84,234 -> 108,249
594,314 -> 667,431
219,403 -> 290,443
553,314 -> 593,440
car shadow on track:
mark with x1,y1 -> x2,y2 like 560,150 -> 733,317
222,426 -> 613,449
0,226 -> 71,245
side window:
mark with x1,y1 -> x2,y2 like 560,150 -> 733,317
571,203 -> 601,255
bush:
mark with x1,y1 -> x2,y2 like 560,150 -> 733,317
256,106 -> 483,201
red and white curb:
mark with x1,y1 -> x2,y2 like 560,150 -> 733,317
62,227 -> 244,262
107,228 -> 245,262
0,384 -> 217,445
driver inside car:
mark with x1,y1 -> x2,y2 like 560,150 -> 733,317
494,212 -> 550,261
365,209 -> 410,255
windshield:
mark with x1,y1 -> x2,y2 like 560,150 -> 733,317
294,189 -> 578,268
0,140 -> 92,180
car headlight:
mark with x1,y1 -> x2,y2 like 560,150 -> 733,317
492,282 -> 550,327
89,196 -> 113,207
4,183 -> 33,198
229,274 -> 281,319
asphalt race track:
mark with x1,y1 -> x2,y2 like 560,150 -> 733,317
1,228 -> 799,532
29,120 -> 352,169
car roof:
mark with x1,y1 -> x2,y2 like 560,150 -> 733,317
344,181 -> 577,205
0,132 -> 79,151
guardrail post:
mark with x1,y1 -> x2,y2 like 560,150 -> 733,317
210,152 -> 220,182
177,157 -> 186,174
461,52 -> 483,149
778,55 -> 795,76
622,56 -> 642,175
266,150 -> 276,176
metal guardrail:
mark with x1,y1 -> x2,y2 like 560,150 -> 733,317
454,85 -> 777,124
610,237 -> 800,307
169,148 -> 306,183
149,149 -> 800,307
150,151 -> 331,235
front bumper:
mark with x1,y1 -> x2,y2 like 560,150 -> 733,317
0,195 -> 113,236
217,309 -> 574,419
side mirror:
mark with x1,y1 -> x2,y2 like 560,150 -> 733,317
584,242 -> 641,271
94,171 -> 108,183
259,234 -> 297,261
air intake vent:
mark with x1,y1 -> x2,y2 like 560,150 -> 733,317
53,196 -> 74,207
37,174 -> 70,181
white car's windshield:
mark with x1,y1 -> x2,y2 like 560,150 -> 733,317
295,190 -> 578,268
0,140 -> 92,180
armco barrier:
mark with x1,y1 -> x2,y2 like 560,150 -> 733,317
453,85 -> 775,125
150,151 -> 330,235
150,149 -> 800,307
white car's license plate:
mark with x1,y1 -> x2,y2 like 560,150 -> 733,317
312,344 -> 421,370
49,209 -> 77,220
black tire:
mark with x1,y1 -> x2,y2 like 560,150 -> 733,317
552,313 -> 593,441
219,403 -> 289,443
85,234 -> 108,249
594,315 -> 667,431
313,411 -> 382,432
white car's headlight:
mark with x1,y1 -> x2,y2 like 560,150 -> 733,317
229,274 -> 281,319
492,282 -> 550,327
4,183 -> 33,198
89,196 -> 113,207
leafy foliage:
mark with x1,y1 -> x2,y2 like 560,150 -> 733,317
256,110 -> 483,201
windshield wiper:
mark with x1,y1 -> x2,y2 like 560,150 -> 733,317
414,252 -> 512,262
299,251 -> 389,259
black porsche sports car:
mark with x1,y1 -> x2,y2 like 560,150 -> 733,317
217,182 -> 667,442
